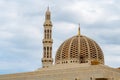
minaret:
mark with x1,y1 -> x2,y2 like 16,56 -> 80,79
42,7 -> 53,68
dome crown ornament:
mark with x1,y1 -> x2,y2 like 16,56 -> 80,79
78,24 -> 80,36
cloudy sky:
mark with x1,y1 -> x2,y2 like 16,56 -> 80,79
0,0 -> 120,74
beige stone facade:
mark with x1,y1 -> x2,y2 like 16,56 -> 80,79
0,8 -> 120,80
0,64 -> 120,80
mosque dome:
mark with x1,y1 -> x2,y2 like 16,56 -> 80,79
55,27 -> 104,65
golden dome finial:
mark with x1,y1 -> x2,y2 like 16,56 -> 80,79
78,24 -> 80,35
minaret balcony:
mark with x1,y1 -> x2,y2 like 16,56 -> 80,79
42,58 -> 53,62
42,39 -> 53,43
43,21 -> 52,26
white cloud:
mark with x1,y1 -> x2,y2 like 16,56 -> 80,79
57,0 -> 120,24
0,31 -> 14,39
105,55 -> 120,68
103,44 -> 120,55
0,60 -> 39,72
60,1 -> 105,23
54,22 -> 76,34
107,15 -> 120,21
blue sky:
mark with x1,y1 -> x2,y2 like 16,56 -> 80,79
0,0 -> 120,74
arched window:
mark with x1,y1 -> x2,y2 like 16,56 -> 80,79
80,56 -> 85,63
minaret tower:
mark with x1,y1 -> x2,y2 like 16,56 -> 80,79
42,7 -> 53,68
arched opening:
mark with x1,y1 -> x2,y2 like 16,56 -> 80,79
80,56 -> 85,63
95,78 -> 108,80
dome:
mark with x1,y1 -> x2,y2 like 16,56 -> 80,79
55,34 -> 104,65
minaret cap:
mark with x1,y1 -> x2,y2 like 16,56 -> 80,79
78,24 -> 80,35
45,6 -> 51,20
46,6 -> 50,14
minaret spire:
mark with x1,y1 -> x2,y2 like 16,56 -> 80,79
78,24 -> 80,35
42,7 -> 53,68
45,6 -> 51,21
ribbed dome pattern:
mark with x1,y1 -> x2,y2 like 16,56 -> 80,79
55,35 -> 104,64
